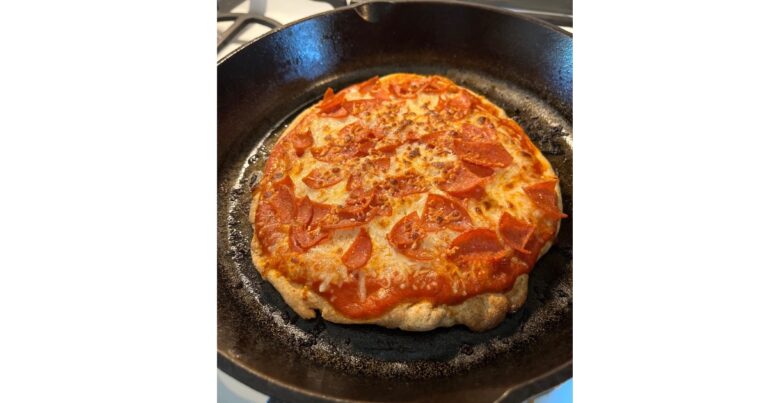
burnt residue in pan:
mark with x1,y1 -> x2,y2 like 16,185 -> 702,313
219,68 -> 572,380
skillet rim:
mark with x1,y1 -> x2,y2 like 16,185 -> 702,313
216,0 -> 573,66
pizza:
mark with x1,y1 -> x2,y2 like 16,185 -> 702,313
249,73 -> 565,332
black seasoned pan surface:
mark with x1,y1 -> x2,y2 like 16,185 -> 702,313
218,2 -> 572,401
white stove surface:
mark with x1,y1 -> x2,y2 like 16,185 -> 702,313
217,2 -> 572,402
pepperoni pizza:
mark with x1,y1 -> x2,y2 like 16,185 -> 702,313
249,74 -> 565,331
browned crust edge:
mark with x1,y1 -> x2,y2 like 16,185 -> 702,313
248,73 -> 562,332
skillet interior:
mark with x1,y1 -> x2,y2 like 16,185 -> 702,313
218,2 -> 572,401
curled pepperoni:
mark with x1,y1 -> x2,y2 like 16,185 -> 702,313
342,229 -> 373,270
498,212 -> 535,253
254,199 -> 283,252
311,143 -> 359,163
375,136 -> 405,153
289,225 -> 329,252
290,196 -> 331,252
463,161 -> 495,177
318,88 -> 348,117
422,76 -> 455,94
342,99 -> 381,115
524,180 -> 567,219
388,212 -> 426,249
346,172 -> 363,191
459,123 -> 497,142
302,167 -> 345,189
448,229 -> 508,263
384,171 -> 429,197
267,177 -> 295,224
422,193 -> 473,232
438,163 -> 488,199
295,196 -> 314,227
357,76 -> 380,93
453,139 -> 513,168
419,131 -> 453,149
290,130 -> 314,157
438,90 -> 475,120
342,189 -> 374,214
389,77 -> 427,98
388,212 -> 433,260
321,210 -> 370,230
371,156 -> 390,171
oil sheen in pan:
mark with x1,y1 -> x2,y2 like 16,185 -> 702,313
223,71 -> 572,379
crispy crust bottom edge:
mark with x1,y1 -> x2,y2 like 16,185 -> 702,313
246,73 -> 564,332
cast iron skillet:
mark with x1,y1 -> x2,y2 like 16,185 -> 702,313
218,2 -> 572,401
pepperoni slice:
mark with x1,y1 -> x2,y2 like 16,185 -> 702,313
371,156 -> 390,171
463,161 -> 495,177
498,212 -> 535,253
438,163 -> 488,199
321,210 -> 370,230
302,167 -> 345,189
385,171 -> 429,197
267,177 -> 295,224
419,131 -> 453,149
524,180 -> 567,219
375,136 -> 405,153
342,99 -> 381,115
318,88 -> 347,117
453,139 -> 513,168
289,225 -> 329,252
388,212 -> 426,249
342,189 -> 374,214
357,76 -> 380,93
309,201 -> 332,228
342,229 -> 373,269
422,76 -> 455,94
254,199 -> 283,252
295,196 -> 314,227
448,228 -> 508,263
346,172 -> 363,191
439,90 -> 475,120
310,143 -> 359,163
290,130 -> 314,157
459,123 -> 497,142
422,193 -> 473,232
389,78 -> 427,98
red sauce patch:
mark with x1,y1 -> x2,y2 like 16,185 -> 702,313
422,193 -> 473,232
342,229 -> 373,269
302,167 -> 345,189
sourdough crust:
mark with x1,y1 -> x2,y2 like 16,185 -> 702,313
247,73 -> 563,332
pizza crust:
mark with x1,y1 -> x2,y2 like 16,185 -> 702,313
247,73 -> 564,332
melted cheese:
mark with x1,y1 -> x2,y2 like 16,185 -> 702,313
254,73 -> 560,302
